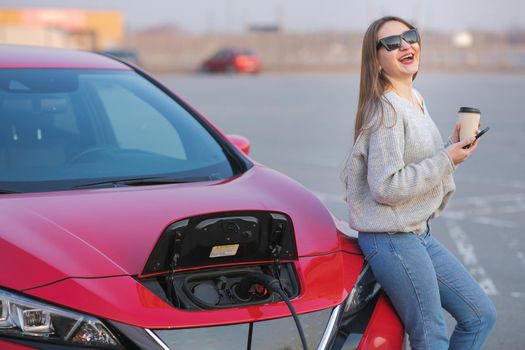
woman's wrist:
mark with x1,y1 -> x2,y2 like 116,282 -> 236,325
444,135 -> 454,148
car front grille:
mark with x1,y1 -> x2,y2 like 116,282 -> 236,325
152,308 -> 333,350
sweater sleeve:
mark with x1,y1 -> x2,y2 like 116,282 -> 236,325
366,107 -> 455,206
444,135 -> 454,147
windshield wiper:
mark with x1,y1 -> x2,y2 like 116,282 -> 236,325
72,176 -> 211,190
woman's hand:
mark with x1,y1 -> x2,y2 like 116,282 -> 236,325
447,121 -> 483,165
446,136 -> 478,166
450,121 -> 481,143
451,122 -> 461,143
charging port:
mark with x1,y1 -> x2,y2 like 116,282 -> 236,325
140,263 -> 299,310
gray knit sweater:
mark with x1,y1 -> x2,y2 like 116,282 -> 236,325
346,90 -> 456,234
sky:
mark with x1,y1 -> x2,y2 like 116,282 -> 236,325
2,0 -> 524,33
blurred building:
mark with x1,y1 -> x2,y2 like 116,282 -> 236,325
126,28 -> 523,73
0,8 -> 123,50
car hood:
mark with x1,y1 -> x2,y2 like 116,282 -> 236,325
1,165 -> 340,290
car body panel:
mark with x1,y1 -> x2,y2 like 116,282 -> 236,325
0,45 -> 130,70
0,204 -> 127,291
25,253 -> 363,328
0,165 -> 341,291
0,340 -> 36,350
357,293 -> 405,350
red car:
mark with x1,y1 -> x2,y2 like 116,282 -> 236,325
0,45 -> 403,350
201,48 -> 262,74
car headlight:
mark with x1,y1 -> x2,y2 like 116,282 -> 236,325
343,262 -> 381,317
0,288 -> 122,348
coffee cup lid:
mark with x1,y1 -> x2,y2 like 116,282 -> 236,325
458,107 -> 481,114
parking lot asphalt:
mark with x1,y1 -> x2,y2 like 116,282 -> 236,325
159,71 -> 525,349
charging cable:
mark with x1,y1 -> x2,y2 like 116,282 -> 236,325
234,273 -> 308,350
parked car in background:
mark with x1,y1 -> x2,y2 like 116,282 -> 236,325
200,48 -> 262,74
0,44 -> 403,349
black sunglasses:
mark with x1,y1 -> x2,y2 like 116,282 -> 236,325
376,28 -> 420,51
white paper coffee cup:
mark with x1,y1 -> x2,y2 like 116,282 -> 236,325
458,107 -> 481,141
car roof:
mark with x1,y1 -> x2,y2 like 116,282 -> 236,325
0,45 -> 132,70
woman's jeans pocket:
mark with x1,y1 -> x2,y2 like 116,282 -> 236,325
358,232 -> 378,261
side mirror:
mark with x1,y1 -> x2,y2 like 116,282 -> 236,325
227,134 -> 251,155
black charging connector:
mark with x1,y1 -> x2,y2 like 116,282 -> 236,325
234,273 -> 309,350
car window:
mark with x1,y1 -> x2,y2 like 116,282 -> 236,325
95,82 -> 186,159
216,50 -> 232,59
48,97 -> 80,135
0,69 -> 243,193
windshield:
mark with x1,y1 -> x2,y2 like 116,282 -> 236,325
0,69 -> 242,193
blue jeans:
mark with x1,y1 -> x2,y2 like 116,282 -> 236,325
358,226 -> 496,350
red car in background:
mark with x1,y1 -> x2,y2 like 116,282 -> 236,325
201,48 -> 262,74
0,45 -> 403,350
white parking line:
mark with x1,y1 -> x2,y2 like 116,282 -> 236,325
456,178 -> 525,190
442,192 -> 525,228
471,216 -> 517,228
446,222 -> 499,296
516,251 -> 525,267
443,212 -> 517,228
449,193 -> 525,205
511,292 -> 525,298
448,204 -> 525,217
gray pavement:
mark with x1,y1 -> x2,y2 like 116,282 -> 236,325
159,71 -> 525,349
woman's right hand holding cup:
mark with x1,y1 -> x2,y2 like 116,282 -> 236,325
447,122 -> 479,166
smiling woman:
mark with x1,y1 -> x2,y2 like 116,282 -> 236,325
376,21 -> 421,88
344,16 -> 497,349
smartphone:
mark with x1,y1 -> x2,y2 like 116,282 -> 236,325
463,126 -> 490,149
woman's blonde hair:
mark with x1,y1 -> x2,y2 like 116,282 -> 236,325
353,16 -> 418,143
